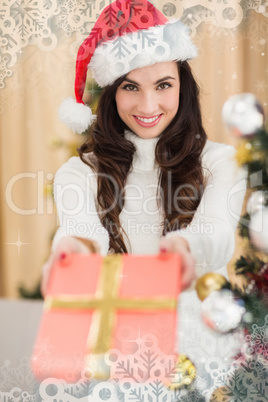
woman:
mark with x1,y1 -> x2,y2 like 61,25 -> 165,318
42,0 -> 246,308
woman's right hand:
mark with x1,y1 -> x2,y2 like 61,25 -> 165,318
159,235 -> 196,291
41,236 -> 98,297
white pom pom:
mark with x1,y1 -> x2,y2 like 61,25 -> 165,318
58,97 -> 96,134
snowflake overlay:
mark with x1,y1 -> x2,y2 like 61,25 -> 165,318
0,325 -> 268,401
1,0 -> 268,87
1,329 -> 265,402
1,0 -> 268,399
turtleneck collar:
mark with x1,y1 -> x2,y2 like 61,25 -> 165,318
124,130 -> 159,172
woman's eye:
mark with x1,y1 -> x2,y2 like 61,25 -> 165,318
158,82 -> 172,90
123,84 -> 138,91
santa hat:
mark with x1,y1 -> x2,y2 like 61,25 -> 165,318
59,0 -> 198,134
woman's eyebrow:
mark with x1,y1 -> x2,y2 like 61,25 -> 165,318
122,76 -> 176,86
122,78 -> 140,86
154,76 -> 176,85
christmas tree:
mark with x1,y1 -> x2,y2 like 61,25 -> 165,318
196,93 -> 268,399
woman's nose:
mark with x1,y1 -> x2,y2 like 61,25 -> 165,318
137,92 -> 158,115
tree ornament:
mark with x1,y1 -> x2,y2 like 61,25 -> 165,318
222,93 -> 265,137
201,289 -> 246,333
195,273 -> 229,301
249,208 -> 268,251
235,138 -> 265,166
235,141 -> 253,166
167,354 -> 197,390
247,191 -> 268,215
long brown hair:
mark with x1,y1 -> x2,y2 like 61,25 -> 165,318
79,61 -> 207,253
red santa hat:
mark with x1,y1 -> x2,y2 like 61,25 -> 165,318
59,0 -> 198,134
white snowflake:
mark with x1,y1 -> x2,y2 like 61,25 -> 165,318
0,357 -> 39,395
1,0 -> 58,68
249,314 -> 268,359
255,79 -> 267,93
1,0 -> 265,89
0,55 -> 12,89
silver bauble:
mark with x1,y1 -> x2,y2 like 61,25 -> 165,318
247,191 -> 268,215
249,208 -> 268,251
222,93 -> 264,137
201,289 -> 246,333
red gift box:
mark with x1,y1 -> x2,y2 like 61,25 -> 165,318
32,253 -> 181,383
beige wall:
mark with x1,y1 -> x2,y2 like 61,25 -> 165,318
1,2 -> 268,297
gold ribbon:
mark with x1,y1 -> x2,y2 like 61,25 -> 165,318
45,255 -> 177,362
45,296 -> 176,314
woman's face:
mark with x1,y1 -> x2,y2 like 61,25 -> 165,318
115,61 -> 180,139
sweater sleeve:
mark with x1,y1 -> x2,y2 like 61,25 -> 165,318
52,156 -> 110,255
165,142 -> 247,273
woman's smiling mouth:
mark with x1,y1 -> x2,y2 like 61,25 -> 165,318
133,114 -> 163,127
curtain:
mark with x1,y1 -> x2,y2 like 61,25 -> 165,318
0,1 -> 268,297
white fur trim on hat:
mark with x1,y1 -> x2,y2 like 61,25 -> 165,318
89,19 -> 198,87
58,97 -> 96,134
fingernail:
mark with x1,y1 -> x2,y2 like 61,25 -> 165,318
160,247 -> 167,253
59,252 -> 66,260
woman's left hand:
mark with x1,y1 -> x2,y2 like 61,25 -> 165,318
159,236 -> 196,291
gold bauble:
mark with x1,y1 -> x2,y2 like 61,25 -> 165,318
195,273 -> 228,301
235,141 -> 253,166
166,354 -> 196,390
235,139 -> 265,166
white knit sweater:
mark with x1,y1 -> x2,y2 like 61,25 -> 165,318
52,130 -> 247,275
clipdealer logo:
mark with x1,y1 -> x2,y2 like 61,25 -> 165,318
5,171 -> 55,215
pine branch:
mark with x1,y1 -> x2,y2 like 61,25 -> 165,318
238,213 -> 250,238
241,293 -> 267,329
235,255 -> 256,274
234,255 -> 265,275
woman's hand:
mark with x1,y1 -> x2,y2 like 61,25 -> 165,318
41,236 -> 98,297
159,236 -> 196,291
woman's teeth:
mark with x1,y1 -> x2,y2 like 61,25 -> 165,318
135,115 -> 160,123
